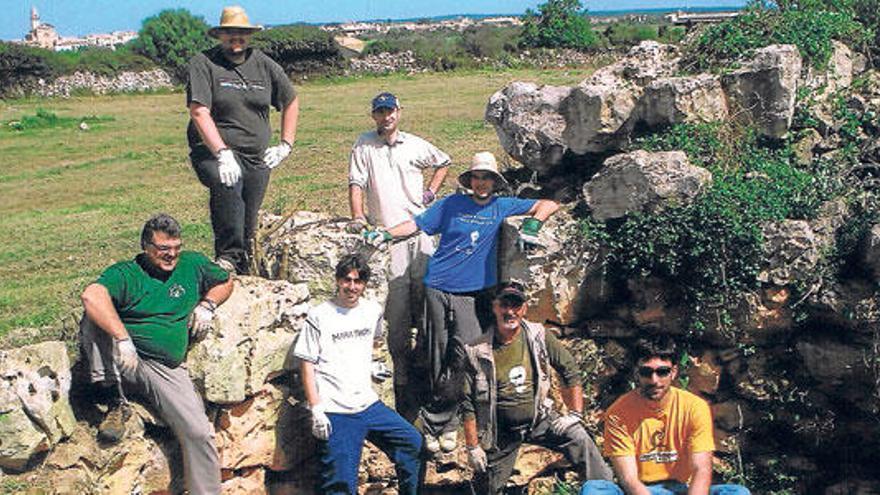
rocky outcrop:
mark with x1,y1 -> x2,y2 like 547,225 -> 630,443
583,150 -> 712,221
721,44 -> 803,139
0,342 -> 76,471
636,74 -> 728,128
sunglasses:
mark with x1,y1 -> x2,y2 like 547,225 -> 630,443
637,366 -> 673,378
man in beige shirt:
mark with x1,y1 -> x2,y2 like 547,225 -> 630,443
348,92 -> 450,421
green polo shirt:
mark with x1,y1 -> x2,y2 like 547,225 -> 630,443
97,251 -> 229,367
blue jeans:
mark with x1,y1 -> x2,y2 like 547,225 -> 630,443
318,401 -> 422,495
581,479 -> 751,495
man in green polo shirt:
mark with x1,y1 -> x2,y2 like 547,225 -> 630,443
80,213 -> 233,495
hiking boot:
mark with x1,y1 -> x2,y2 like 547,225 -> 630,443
97,401 -> 131,444
424,433 -> 440,454
439,430 -> 458,453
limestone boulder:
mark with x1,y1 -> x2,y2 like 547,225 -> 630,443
722,44 -> 802,138
583,150 -> 712,221
485,81 -> 572,174
804,40 -> 853,101
216,387 -> 286,470
636,74 -> 728,129
797,338 -> 873,404
187,276 -> 310,404
0,342 -> 76,471
592,40 -> 681,85
499,209 -> 607,324
562,72 -> 641,154
257,211 -> 391,303
758,220 -> 824,286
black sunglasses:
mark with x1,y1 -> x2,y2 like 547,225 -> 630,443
638,366 -> 673,378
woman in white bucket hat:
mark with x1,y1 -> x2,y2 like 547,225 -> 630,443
187,6 -> 299,275
365,151 -> 559,453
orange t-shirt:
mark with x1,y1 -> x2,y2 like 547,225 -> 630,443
603,387 -> 715,484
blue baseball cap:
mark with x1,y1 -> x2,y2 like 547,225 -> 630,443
371,92 -> 400,111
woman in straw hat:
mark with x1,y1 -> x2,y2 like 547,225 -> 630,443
187,5 -> 299,275
365,151 -> 559,454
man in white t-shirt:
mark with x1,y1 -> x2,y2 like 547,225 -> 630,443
293,254 -> 423,494
348,92 -> 450,421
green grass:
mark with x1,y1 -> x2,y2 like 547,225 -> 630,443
0,67 -> 592,341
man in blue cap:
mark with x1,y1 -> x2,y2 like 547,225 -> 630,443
347,91 -> 451,422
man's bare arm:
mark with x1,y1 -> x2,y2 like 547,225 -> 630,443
189,103 -> 226,156
610,456 -> 652,495
279,96 -> 299,147
204,277 -> 234,307
81,283 -> 128,340
426,165 -> 449,195
349,184 -> 366,220
527,199 -> 560,222
688,451 -> 713,495
300,360 -> 321,407
560,384 -> 584,414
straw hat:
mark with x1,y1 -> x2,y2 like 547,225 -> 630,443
458,152 -> 508,190
208,6 -> 263,38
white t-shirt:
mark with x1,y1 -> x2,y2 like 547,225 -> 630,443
349,130 -> 450,229
293,298 -> 383,414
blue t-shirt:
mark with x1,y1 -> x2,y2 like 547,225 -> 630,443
415,194 -> 536,292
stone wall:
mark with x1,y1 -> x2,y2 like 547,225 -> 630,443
3,69 -> 174,99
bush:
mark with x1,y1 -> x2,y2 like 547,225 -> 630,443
361,29 -> 476,70
252,24 -> 345,76
130,8 -> 213,81
682,1 -> 867,72
520,0 -> 597,50
462,25 -> 521,58
58,46 -> 155,77
0,42 -> 57,93
595,122 -> 847,332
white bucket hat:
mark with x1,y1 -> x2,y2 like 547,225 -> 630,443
208,6 -> 263,38
458,152 -> 509,190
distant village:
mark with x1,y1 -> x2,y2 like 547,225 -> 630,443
13,5 -> 739,53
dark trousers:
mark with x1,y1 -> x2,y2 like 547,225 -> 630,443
474,413 -> 613,494
318,401 -> 423,495
191,149 -> 269,275
418,287 -> 493,436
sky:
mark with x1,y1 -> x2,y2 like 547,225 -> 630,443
1,0 -> 747,41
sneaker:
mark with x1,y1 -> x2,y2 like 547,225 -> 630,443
214,257 -> 236,273
439,430 -> 458,452
424,433 -> 440,454
97,401 -> 131,444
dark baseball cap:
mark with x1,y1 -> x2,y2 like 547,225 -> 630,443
372,92 -> 400,111
495,281 -> 526,305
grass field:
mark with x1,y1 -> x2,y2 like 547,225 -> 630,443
0,67 -> 593,342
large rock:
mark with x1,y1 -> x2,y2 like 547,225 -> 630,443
562,72 -> 642,154
187,276 -> 310,404
797,338 -> 873,405
722,44 -> 802,138
758,220 -> 816,286
0,342 -> 76,471
583,150 -> 712,221
485,81 -> 572,174
804,40 -> 854,100
591,40 -> 681,85
499,209 -> 607,324
636,74 -> 728,128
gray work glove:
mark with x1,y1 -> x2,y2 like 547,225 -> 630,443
550,411 -> 583,436
517,217 -> 544,252
263,141 -> 292,169
467,445 -> 488,473
371,360 -> 393,383
310,403 -> 332,441
188,300 -> 215,342
346,217 -> 368,234
113,337 -> 139,375
217,149 -> 242,187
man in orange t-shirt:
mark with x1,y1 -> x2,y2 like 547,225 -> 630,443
580,337 -> 750,495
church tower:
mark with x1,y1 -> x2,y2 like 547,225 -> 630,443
30,6 -> 40,31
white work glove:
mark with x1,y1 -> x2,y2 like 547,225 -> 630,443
263,141 -> 292,170
113,337 -> 139,375
371,360 -> 393,383
550,411 -> 583,436
467,445 -> 488,473
188,300 -> 215,342
310,403 -> 332,441
217,149 -> 242,187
